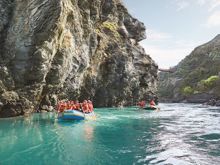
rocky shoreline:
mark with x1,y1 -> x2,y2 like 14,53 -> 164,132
160,93 -> 220,107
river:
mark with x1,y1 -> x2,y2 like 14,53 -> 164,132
0,103 -> 220,165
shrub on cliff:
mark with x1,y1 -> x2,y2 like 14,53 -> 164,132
182,86 -> 194,96
201,75 -> 219,88
96,21 -> 120,40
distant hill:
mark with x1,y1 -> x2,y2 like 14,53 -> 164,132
159,35 -> 220,104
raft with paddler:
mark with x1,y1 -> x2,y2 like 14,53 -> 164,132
56,100 -> 96,121
137,99 -> 160,111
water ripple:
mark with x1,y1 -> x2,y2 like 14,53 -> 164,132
1,103 -> 220,165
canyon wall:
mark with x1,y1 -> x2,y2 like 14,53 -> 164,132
0,0 -> 158,117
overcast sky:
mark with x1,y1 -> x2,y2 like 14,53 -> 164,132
123,0 -> 220,68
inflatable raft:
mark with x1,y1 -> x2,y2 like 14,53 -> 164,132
143,106 -> 157,110
58,110 -> 96,121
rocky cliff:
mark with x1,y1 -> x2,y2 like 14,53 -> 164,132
0,0 -> 158,117
159,35 -> 220,103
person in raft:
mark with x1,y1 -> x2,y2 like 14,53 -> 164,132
82,100 -> 94,113
75,100 -> 81,111
138,100 -> 146,109
88,100 -> 94,112
57,101 -> 66,112
82,100 -> 90,113
149,99 -> 156,108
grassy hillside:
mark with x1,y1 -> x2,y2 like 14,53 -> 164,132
159,35 -> 220,102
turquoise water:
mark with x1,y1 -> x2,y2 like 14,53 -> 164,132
0,103 -> 220,165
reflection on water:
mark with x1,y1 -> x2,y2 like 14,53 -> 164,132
0,104 -> 220,165
84,124 -> 94,142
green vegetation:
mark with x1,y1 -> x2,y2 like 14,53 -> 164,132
102,21 -> 120,39
95,21 -> 121,40
199,75 -> 219,90
203,75 -> 219,87
102,21 -> 118,31
182,86 -> 194,96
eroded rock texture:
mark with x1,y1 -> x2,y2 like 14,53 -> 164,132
0,0 -> 158,117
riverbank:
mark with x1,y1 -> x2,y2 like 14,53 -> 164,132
159,93 -> 220,107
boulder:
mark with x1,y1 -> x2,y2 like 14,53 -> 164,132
186,93 -> 213,103
215,100 -> 220,106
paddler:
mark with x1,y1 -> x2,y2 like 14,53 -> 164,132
75,100 -> 81,111
82,100 -> 89,113
67,101 -> 72,110
59,101 -> 65,112
70,101 -> 76,110
149,99 -> 156,108
88,100 -> 94,112
138,100 -> 145,108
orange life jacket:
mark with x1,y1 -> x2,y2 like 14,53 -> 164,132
150,100 -> 156,106
82,103 -> 89,113
88,103 -> 93,112
71,104 -> 76,110
75,103 -> 81,110
59,103 -> 66,112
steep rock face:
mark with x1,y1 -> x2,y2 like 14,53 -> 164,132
0,0 -> 158,117
159,35 -> 220,103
